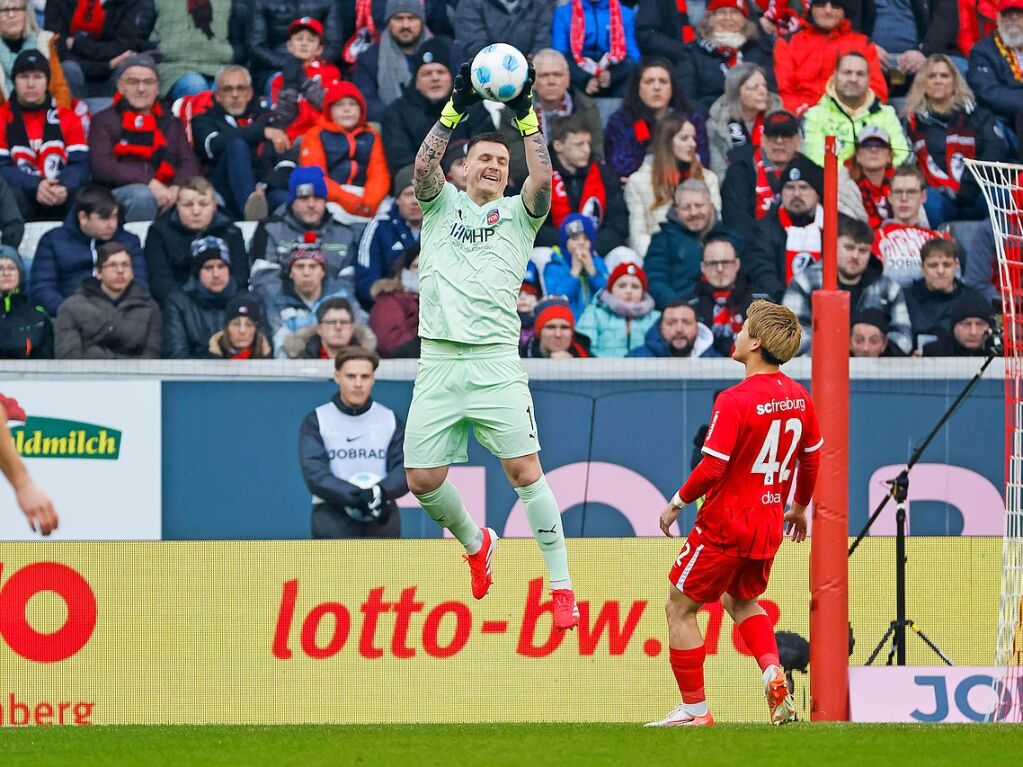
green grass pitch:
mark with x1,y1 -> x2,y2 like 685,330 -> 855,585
1,723 -> 1021,766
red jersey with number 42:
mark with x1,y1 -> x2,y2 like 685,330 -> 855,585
696,372 -> 823,559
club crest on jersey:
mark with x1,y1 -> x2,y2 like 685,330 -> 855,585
486,208 -> 501,226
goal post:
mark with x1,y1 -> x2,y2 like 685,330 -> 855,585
965,159 -> 1023,723
810,135 -> 850,721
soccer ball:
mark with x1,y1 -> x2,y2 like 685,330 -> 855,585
470,43 -> 528,102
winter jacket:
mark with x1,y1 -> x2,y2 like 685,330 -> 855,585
922,334 -> 993,357
89,102 -> 202,189
634,0 -> 693,65
904,278 -> 987,350
206,328 -> 273,358
380,86 -> 492,176
644,210 -> 718,309
47,0 -> 149,82
706,91 -> 783,179
551,0 -> 641,93
299,84 -> 389,218
773,20 -> 887,115
281,319 -> 378,360
249,204 -> 358,300
350,43 -> 417,125
0,252 -> 52,358
576,290 -> 660,357
453,0 -> 553,61
143,209 -> 249,304
497,88 -> 605,186
162,279 -> 237,358
534,153 -> 629,254
0,175 -> 22,248
151,0 -> 234,96
265,276 -> 365,357
719,145 -> 786,245
249,0 -> 342,86
744,205 -> 822,302
30,213 -> 145,316
676,36 -> 775,117
862,0 -> 961,58
191,98 -> 276,170
604,107 -> 710,178
969,34 -> 1023,124
344,0 -> 454,40
802,87 -> 910,167
355,204 -> 418,310
367,276 -> 419,358
623,156 -> 721,256
53,277 -> 161,359
691,276 -> 755,357
782,258 -> 913,355
0,99 -> 89,198
543,245 -> 609,320
626,316 -> 719,357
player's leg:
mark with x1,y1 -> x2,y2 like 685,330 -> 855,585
646,586 -> 714,727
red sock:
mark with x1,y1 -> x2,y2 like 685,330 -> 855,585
669,645 -> 706,703
737,613 -> 780,672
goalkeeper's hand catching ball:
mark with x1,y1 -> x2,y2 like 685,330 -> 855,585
440,62 -> 481,129
507,64 -> 539,136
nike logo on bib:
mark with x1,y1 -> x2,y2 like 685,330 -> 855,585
346,435 -> 363,442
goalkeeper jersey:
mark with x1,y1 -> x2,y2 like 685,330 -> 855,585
417,182 -> 544,347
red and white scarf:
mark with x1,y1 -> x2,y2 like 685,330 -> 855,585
676,0 -> 695,43
753,147 -> 781,219
906,110 -> 976,194
570,0 -> 627,76
343,0 -> 379,65
550,162 -> 608,228
697,36 -> 743,68
778,205 -> 822,284
851,164 -> 894,229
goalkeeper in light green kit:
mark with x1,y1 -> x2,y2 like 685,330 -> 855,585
405,58 -> 578,631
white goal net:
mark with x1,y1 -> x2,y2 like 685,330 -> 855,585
966,159 -> 1023,722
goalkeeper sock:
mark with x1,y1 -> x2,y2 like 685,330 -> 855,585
669,645 -> 708,715
415,480 -> 481,549
737,613 -> 781,672
515,475 -> 570,584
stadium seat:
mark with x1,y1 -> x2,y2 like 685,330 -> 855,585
124,222 -> 151,248
237,221 -> 258,252
941,219 -> 984,272
19,221 -> 61,261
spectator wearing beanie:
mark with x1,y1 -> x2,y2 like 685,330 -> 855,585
0,245 -> 52,358
544,213 -> 609,319
248,0 -> 342,91
676,0 -> 774,116
923,293 -> 999,357
208,293 -> 272,359
283,295 -> 377,360
627,296 -> 720,357
299,81 -> 389,223
0,49 -> 88,222
162,236 -> 240,358
577,260 -> 660,357
521,295 -> 591,358
380,38 -> 492,176
551,0 -> 641,99
369,243 -> 420,359
143,176 -> 248,304
249,165 -> 359,302
54,240 -> 161,359
772,0 -> 887,116
356,164 -> 420,310
89,55 -> 202,222
850,308 -> 906,357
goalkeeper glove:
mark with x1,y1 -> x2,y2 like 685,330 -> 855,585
506,64 -> 539,136
440,62 -> 481,130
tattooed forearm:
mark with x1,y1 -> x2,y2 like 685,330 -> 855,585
522,131 -> 552,217
414,122 -> 453,200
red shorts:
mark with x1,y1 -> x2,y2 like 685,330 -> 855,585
667,527 -> 773,603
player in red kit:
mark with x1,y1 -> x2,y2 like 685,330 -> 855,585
646,300 -> 822,727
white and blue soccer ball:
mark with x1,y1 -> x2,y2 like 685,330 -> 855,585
470,43 -> 528,103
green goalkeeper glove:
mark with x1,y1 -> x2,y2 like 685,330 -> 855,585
439,62 -> 481,130
507,64 -> 539,136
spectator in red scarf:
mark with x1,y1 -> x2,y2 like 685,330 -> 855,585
88,55 -> 201,221
47,0 -> 148,99
968,0 -> 1023,153
604,56 -> 709,178
677,0 -> 774,115
691,234 -> 753,356
635,0 -> 697,66
207,294 -> 272,359
905,53 -> 1010,225
773,0 -> 887,115
534,113 -> 629,256
0,49 -> 88,221
552,0 -> 641,98
269,17 -> 342,141
836,125 -> 895,228
720,108 -> 801,242
707,62 -> 783,177
873,165 -> 948,288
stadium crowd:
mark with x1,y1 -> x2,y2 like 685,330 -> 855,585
0,0 -> 1017,362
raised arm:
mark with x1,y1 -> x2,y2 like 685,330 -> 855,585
506,66 -> 552,218
415,63 -> 481,201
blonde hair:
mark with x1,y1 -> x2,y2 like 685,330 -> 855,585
746,300 -> 801,364
180,177 -> 216,197
651,113 -> 705,209
902,54 -> 975,118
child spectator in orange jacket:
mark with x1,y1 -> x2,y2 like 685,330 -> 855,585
299,81 -> 390,220
269,17 -> 343,142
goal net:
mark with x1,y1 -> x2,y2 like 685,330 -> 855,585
966,159 -> 1023,722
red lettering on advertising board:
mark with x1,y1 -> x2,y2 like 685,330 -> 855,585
422,602 -> 472,658
359,587 -> 388,659
0,562 -> 97,663
577,599 -> 646,656
391,587 -> 424,659
301,602 -> 350,659
0,694 -> 93,725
